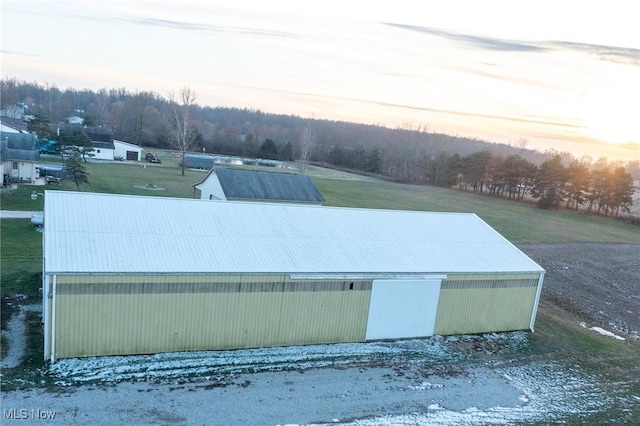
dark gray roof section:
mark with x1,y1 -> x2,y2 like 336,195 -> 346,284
57,123 -> 114,143
0,116 -> 29,132
93,141 -> 116,150
0,133 -> 39,162
214,167 -> 325,203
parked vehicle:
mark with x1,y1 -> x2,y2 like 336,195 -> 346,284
145,152 -> 161,163
38,139 -> 57,155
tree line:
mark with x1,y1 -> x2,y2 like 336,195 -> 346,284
2,77 -> 637,217
441,150 -> 633,218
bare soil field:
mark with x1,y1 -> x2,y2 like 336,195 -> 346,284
2,242 -> 639,425
517,242 -> 640,340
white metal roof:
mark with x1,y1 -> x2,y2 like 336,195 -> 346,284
43,191 -> 544,275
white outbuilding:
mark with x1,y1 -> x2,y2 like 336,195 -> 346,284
113,140 -> 143,161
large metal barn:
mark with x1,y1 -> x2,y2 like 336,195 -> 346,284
42,191 -> 544,361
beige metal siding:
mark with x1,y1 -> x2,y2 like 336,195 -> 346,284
434,274 -> 540,335
53,274 -> 371,359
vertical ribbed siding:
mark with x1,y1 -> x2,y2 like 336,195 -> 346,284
434,273 -> 540,335
53,274 -> 371,359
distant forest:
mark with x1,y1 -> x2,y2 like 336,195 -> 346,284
1,77 -> 638,217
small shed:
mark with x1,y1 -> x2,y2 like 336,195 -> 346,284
113,140 -> 143,161
42,191 -> 544,361
193,167 -> 325,204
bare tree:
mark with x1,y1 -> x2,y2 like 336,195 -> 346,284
298,120 -> 316,166
93,88 -> 111,125
169,86 -> 198,175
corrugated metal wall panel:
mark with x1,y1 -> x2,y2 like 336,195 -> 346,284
276,291 -> 370,345
53,275 -> 371,359
434,274 -> 540,335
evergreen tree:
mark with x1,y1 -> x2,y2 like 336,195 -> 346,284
26,110 -> 54,139
243,134 -> 258,157
259,138 -> 278,159
610,167 -> 634,217
531,155 -> 567,209
82,114 -> 97,126
64,149 -> 90,190
56,130 -> 94,162
564,159 -> 591,209
281,141 -> 294,161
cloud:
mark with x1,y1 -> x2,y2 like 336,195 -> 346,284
115,16 -> 298,39
546,41 -> 639,65
384,23 -> 543,52
0,50 -> 42,58
63,10 -> 298,40
385,22 -> 639,65
440,64 -> 566,92
244,85 -> 583,130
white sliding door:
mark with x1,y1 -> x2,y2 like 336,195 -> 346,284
365,279 -> 442,340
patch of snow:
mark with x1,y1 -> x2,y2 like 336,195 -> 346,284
47,331 -> 532,386
49,337 -> 456,385
6,330 -> 610,425
408,382 -> 443,391
580,322 -> 628,341
313,362 -> 610,426
589,327 -> 626,341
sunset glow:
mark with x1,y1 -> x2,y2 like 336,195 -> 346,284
1,0 -> 639,160
581,89 -> 639,145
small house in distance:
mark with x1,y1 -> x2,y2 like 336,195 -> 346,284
42,191 -> 545,361
192,167 -> 325,204
0,132 -> 40,185
57,123 -> 115,160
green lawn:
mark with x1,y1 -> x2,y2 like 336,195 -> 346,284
1,158 -> 639,243
313,178 -> 640,243
0,220 -> 43,287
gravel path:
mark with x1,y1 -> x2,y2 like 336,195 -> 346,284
0,358 -> 607,425
0,304 -> 41,369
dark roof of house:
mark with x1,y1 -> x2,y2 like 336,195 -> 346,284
0,116 -> 29,132
58,123 -> 114,143
93,141 -> 116,150
1,132 -> 37,149
0,135 -> 40,162
212,167 -> 325,203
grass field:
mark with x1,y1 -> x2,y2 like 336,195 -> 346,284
2,155 -> 639,243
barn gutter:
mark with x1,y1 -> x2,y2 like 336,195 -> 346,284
50,274 -> 57,363
289,273 -> 448,280
529,271 -> 546,332
42,275 -> 49,360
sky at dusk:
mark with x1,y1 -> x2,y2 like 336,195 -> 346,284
1,0 -> 639,161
